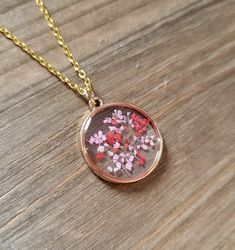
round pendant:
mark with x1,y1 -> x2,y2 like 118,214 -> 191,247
80,103 -> 163,183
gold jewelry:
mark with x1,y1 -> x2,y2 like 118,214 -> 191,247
0,0 -> 163,183
1,0 -> 93,98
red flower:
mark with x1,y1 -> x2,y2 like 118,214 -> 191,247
137,151 -> 146,166
136,151 -> 144,159
106,132 -> 122,145
124,139 -> 130,149
132,113 -> 150,136
96,152 -> 105,160
138,158 -> 145,166
131,113 -> 138,121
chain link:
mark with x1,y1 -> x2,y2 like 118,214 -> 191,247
0,0 -> 94,97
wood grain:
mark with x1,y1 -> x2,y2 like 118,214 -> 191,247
0,0 -> 235,249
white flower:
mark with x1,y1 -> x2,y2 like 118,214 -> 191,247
97,145 -> 105,152
108,125 -> 125,133
112,154 -> 122,172
107,166 -> 113,173
113,154 -> 119,162
119,153 -> 134,171
108,151 -> 114,156
119,125 -> 125,131
125,161 -> 132,171
108,126 -> 117,132
135,136 -> 155,151
142,135 -> 155,147
114,162 -> 122,171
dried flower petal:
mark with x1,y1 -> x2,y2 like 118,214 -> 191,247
96,152 -> 105,160
107,166 -> 113,172
87,107 -> 158,177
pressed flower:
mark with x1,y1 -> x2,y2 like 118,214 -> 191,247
113,109 -> 124,120
96,152 -> 105,160
89,130 -> 106,144
113,148 -> 120,154
105,110 -> 127,126
103,117 -> 112,124
106,132 -> 122,145
125,161 -> 133,171
111,119 -> 119,126
138,157 -> 145,166
136,151 -> 146,166
124,126 -> 129,132
136,151 -> 144,158
136,136 -> 153,151
131,113 -> 150,136
113,141 -> 121,149
108,125 -> 125,133
108,151 -> 114,156
142,135 -> 155,147
131,113 -> 138,121
89,109 -> 156,175
112,154 -> 122,172
107,166 -> 113,172
114,166 -> 121,173
108,126 -> 117,132
113,154 -> 119,162
124,139 -> 130,149
97,145 -> 105,152
119,152 -> 134,171
119,125 -> 125,131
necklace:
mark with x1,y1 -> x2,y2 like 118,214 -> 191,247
0,0 -> 163,183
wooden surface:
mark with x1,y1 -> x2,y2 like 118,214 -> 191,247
0,0 -> 235,249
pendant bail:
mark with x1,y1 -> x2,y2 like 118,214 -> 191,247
88,96 -> 103,109
84,87 -> 103,109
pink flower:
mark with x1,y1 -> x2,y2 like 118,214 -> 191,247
89,131 -> 106,145
144,135 -> 155,146
113,109 -> 124,120
113,141 -> 121,149
108,125 -> 125,133
103,117 -> 112,124
136,136 -> 150,150
103,110 -> 127,125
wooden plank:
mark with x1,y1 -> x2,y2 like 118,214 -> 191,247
0,0 -> 234,249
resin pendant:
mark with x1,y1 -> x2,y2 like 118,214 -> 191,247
80,103 -> 163,183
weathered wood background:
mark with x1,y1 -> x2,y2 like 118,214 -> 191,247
0,0 -> 235,249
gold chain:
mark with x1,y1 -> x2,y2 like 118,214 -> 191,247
0,0 -> 94,97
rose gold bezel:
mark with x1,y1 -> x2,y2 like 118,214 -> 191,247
80,102 -> 163,183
